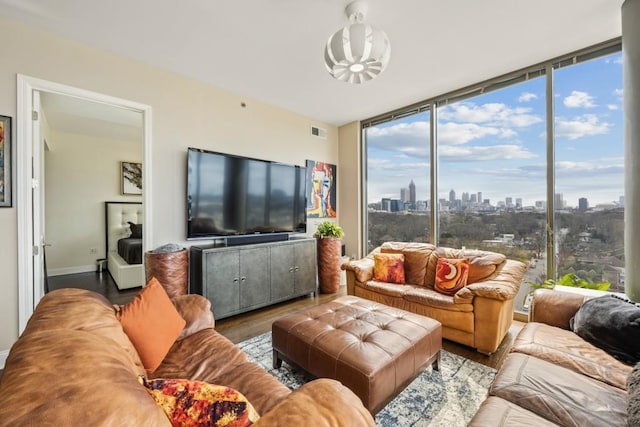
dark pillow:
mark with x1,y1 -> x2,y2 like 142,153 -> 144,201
570,294 -> 640,364
128,221 -> 143,238
629,363 -> 640,426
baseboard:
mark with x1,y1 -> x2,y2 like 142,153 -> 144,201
0,349 -> 9,370
48,265 -> 95,277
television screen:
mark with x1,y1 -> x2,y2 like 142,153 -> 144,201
187,148 -> 306,240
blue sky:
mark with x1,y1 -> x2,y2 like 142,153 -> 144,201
366,52 -> 623,208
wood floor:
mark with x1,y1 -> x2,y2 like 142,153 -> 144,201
45,272 -> 523,370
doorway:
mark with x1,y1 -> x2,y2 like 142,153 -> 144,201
16,75 -> 153,334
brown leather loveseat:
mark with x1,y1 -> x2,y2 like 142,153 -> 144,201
0,288 -> 375,426
342,242 -> 527,354
470,289 -> 633,426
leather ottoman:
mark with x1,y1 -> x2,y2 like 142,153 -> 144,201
272,295 -> 442,414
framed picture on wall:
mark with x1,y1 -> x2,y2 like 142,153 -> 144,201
0,115 -> 12,207
121,161 -> 142,195
306,160 -> 337,218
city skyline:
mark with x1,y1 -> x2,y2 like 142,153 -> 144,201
372,181 -> 623,211
366,52 -> 623,208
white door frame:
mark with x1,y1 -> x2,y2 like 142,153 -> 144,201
16,75 -> 153,334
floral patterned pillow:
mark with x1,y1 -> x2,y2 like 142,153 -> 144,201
373,253 -> 406,284
139,376 -> 260,427
434,258 -> 470,295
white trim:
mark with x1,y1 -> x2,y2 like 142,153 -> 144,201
47,265 -> 97,277
17,74 -> 153,335
0,350 -> 9,370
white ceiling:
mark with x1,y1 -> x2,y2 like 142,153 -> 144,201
0,0 -> 624,127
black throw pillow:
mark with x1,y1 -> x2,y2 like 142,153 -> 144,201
629,362 -> 640,427
128,221 -> 143,239
570,294 -> 640,365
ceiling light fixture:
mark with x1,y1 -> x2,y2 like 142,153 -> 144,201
324,1 -> 391,84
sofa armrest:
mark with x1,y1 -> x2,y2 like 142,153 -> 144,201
528,288 -> 589,330
254,378 -> 375,427
172,294 -> 215,340
341,257 -> 375,283
457,259 -> 527,301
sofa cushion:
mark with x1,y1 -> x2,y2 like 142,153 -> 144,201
469,396 -> 560,427
511,322 -> 632,390
491,353 -> 628,427
629,362 -> 640,426
570,294 -> 640,365
117,278 -> 186,373
380,242 -> 435,285
373,252 -> 406,284
140,377 -> 260,426
434,258 -> 469,295
403,286 -> 474,312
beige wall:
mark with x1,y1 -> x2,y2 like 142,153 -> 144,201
0,17 -> 339,351
338,121 -> 362,260
45,130 -> 142,275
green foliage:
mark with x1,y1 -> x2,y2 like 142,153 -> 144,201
313,221 -> 344,239
528,272 -> 610,291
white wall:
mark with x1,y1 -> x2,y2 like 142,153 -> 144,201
0,17 -> 339,351
45,130 -> 142,275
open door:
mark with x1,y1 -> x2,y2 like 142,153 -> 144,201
31,90 -> 46,302
17,75 -> 153,334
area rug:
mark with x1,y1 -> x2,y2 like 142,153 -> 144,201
237,332 -> 495,426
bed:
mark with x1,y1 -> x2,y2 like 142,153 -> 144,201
105,201 -> 144,289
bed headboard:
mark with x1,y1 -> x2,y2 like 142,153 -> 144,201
105,202 -> 143,254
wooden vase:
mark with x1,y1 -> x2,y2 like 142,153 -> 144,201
317,237 -> 341,293
144,249 -> 189,298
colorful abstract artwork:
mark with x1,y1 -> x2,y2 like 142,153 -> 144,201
306,160 -> 337,218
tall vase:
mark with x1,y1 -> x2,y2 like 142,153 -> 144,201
317,237 -> 341,293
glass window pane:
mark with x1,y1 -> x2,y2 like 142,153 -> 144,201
553,51 -> 624,293
437,77 -> 547,312
365,112 -> 430,253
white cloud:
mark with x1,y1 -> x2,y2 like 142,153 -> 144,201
614,88 -> 623,100
607,104 -> 619,111
555,160 -> 623,176
439,102 -> 542,128
518,92 -> 538,102
438,122 -> 500,145
563,91 -> 596,108
439,144 -> 537,161
555,114 -> 611,140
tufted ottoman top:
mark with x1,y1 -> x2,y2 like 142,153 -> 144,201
272,295 -> 442,414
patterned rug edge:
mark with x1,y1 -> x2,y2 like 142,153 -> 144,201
237,332 -> 495,427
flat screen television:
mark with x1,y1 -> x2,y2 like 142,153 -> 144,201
187,147 -> 307,242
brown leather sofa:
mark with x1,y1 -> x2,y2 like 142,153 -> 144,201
342,242 -> 527,354
469,289 -> 633,426
0,288 -> 375,426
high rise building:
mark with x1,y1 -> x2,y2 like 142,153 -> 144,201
381,198 -> 391,211
409,180 -> 416,205
449,189 -> 456,203
462,192 -> 470,204
516,198 -> 522,209
578,197 -> 589,211
555,193 -> 564,209
470,194 -> 477,203
400,187 -> 409,203
505,197 -> 513,207
477,192 -> 482,204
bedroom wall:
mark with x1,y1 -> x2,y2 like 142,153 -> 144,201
45,130 -> 142,275
0,17 -> 341,353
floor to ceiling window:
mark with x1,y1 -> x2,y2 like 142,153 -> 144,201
553,51 -> 624,293
364,111 -> 430,253
362,40 -> 622,310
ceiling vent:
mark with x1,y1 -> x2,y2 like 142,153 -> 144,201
311,126 -> 327,139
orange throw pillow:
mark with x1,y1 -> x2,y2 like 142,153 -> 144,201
373,253 -> 406,284
116,278 -> 186,373
434,258 -> 470,295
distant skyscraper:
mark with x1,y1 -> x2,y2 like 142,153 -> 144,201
462,192 -> 470,203
400,188 -> 409,202
390,199 -> 403,212
449,189 -> 456,203
381,198 -> 391,211
470,194 -> 477,203
555,193 -> 564,209
505,197 -> 513,207
477,192 -> 482,204
579,197 -> 589,211
516,198 -> 522,209
409,180 -> 416,205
